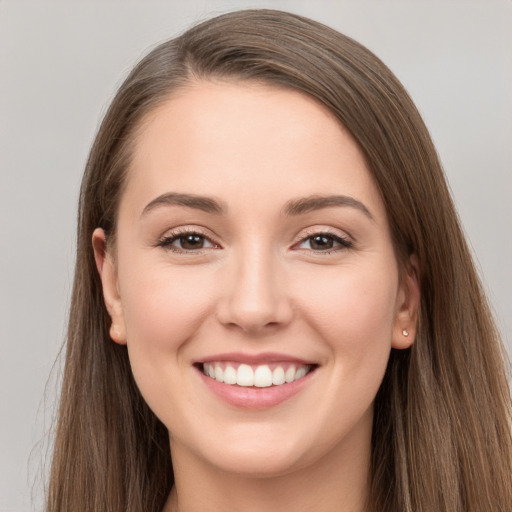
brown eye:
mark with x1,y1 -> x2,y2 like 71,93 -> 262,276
296,232 -> 352,252
158,231 -> 217,252
179,234 -> 206,250
310,235 -> 334,250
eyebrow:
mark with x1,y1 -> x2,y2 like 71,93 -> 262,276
141,192 -> 226,216
141,192 -> 373,221
284,195 -> 374,221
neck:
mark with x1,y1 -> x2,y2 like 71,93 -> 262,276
162,423 -> 372,512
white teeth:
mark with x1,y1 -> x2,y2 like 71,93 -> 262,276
295,366 -> 307,380
202,362 -> 312,387
285,366 -> 296,383
223,365 -> 237,385
272,366 -> 285,385
237,364 -> 254,386
254,365 -> 273,387
214,365 -> 224,383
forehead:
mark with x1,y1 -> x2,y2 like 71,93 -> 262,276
122,80 -> 386,222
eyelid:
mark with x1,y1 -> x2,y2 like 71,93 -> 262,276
156,226 -> 222,253
291,227 -> 353,252
155,225 -> 353,254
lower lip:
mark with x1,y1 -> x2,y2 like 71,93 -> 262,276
197,368 -> 315,409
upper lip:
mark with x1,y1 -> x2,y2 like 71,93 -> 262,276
196,352 -> 316,365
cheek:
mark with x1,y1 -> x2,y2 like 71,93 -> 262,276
118,261 -> 216,403
118,262 -> 219,423
120,263 -> 214,346
294,263 -> 398,359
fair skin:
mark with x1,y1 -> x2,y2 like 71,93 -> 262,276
93,81 -> 419,512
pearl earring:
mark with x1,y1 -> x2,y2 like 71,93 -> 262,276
402,329 -> 409,337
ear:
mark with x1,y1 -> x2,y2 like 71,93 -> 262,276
392,254 -> 420,349
92,228 -> 127,345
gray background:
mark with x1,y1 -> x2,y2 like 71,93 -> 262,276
1,1 -> 510,510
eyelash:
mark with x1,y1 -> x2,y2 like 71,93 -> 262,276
156,228 -> 353,254
293,230 -> 353,254
156,228 -> 218,254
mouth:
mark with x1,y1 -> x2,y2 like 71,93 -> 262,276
197,361 -> 316,388
194,354 -> 318,409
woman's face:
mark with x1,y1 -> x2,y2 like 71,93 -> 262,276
94,81 -> 418,478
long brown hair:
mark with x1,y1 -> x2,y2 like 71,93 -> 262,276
47,9 -> 512,512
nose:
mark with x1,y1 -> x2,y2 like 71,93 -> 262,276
216,246 -> 294,335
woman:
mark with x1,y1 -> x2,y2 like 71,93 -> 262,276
47,9 -> 512,512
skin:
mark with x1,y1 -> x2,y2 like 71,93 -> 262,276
93,81 -> 419,512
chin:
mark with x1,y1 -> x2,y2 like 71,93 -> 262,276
207,446 -> 307,478
188,426 -> 319,478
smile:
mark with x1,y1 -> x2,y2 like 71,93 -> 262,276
202,362 -> 313,387
196,355 -> 318,409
